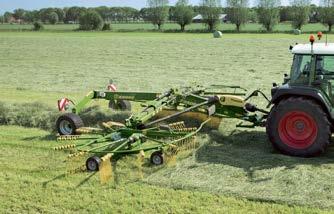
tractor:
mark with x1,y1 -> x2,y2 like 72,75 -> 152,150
266,33 -> 334,157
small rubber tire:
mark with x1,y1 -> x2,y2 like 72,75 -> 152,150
86,156 -> 101,172
108,100 -> 131,111
150,151 -> 164,165
56,113 -> 84,135
266,97 -> 331,157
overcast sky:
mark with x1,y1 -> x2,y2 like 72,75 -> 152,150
0,0 -> 320,14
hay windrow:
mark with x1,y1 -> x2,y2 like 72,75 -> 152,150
0,101 -> 129,131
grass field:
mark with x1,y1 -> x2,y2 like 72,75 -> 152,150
0,22 -> 329,33
0,126 -> 331,213
1,31 -> 334,212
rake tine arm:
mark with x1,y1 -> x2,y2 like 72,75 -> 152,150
83,138 -> 127,153
170,118 -> 210,143
75,133 -> 117,150
143,118 -> 211,146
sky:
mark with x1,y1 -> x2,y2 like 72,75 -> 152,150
0,0 -> 320,14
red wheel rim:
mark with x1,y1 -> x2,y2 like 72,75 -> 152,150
278,111 -> 318,149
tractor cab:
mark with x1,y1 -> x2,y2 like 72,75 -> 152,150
287,43 -> 334,103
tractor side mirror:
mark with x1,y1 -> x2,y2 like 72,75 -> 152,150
283,74 -> 290,84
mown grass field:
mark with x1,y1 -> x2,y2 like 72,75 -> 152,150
1,126 -> 330,213
1,31 -> 334,212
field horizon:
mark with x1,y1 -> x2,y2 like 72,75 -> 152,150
0,22 -> 331,34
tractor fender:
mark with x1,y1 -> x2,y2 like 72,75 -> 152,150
270,85 -> 334,120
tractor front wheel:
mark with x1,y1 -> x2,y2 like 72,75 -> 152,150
56,113 -> 84,135
108,100 -> 131,111
266,97 -> 331,157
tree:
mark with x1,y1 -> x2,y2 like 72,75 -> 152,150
248,7 -> 258,23
39,8 -> 54,23
309,4 -> 321,23
199,0 -> 222,31
139,8 -> 151,21
54,8 -> 65,23
4,12 -> 13,23
0,16 -> 4,24
48,12 -> 59,24
95,6 -> 112,21
24,10 -> 40,23
320,0 -> 334,31
65,7 -> 86,23
172,0 -> 194,31
279,6 -> 294,22
147,0 -> 169,30
13,9 -> 26,23
257,0 -> 280,32
79,10 -> 104,30
226,0 -> 249,32
33,21 -> 43,31
290,0 -> 311,30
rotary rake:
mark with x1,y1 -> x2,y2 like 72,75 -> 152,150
54,84 -> 268,183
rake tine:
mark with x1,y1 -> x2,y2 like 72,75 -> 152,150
67,164 -> 86,174
68,151 -> 87,158
57,135 -> 80,141
54,144 -> 76,151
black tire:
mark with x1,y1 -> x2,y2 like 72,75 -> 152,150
56,113 -> 84,135
266,97 -> 331,157
150,151 -> 164,165
108,100 -> 131,111
86,156 -> 101,172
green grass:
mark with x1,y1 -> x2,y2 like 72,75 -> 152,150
0,22 -> 329,33
1,31 -> 334,212
147,130 -> 334,208
0,125 -> 331,213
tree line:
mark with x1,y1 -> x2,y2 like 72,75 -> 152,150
1,0 -> 334,32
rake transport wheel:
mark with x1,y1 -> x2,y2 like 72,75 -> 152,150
108,100 -> 131,111
56,113 -> 84,135
266,97 -> 331,157
150,151 -> 164,165
86,156 -> 101,172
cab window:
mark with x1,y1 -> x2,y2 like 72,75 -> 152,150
316,55 -> 334,74
291,54 -> 312,81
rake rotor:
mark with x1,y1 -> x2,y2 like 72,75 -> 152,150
55,118 -> 207,183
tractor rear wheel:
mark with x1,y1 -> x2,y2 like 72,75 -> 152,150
108,100 -> 131,111
266,97 -> 331,157
56,113 -> 84,135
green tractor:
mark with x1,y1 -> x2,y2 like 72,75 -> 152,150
267,33 -> 334,157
